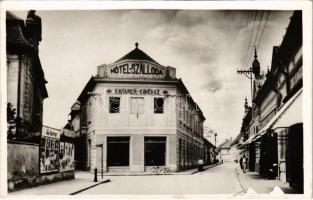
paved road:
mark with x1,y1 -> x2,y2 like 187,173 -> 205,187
78,163 -> 244,195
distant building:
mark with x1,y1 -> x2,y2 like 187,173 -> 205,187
203,127 -> 216,145
238,11 -> 303,193
68,43 -> 215,173
217,138 -> 232,162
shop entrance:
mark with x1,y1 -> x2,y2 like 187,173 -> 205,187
259,132 -> 278,178
287,123 -> 303,193
248,143 -> 256,171
107,137 -> 130,166
144,137 -> 166,166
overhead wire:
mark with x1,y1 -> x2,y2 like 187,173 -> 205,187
252,11 -> 265,49
242,10 -> 257,67
245,10 -> 265,66
256,11 -> 271,51
241,11 -> 251,65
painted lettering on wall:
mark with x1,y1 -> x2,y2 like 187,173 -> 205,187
110,63 -> 164,75
114,88 -> 161,95
42,126 -> 61,139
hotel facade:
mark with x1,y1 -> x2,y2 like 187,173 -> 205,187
69,43 -> 216,173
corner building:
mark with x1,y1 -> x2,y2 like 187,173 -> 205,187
71,44 -> 209,173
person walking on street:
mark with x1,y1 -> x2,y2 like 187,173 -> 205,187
239,156 -> 243,172
242,155 -> 247,173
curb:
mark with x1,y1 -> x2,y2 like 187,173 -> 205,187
191,163 -> 221,174
69,179 -> 111,195
90,164 -> 222,176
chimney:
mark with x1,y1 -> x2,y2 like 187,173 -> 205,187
25,10 -> 42,49
97,64 -> 107,77
166,66 -> 176,79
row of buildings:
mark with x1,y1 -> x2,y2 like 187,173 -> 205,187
233,11 -> 303,193
6,10 -> 218,191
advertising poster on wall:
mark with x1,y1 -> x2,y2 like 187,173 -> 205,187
59,142 -> 75,171
40,126 -> 61,173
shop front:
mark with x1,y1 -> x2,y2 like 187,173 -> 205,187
94,134 -> 175,173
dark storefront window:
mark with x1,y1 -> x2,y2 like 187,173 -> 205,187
145,137 -> 166,166
109,97 -> 120,113
107,137 -> 129,166
154,98 -> 164,113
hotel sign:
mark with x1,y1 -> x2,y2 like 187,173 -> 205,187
108,62 -> 166,78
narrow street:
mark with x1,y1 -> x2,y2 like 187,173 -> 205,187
78,163 -> 243,195
9,162 -> 295,196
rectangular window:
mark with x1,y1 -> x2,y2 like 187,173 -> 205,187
145,137 -> 166,166
107,137 -> 130,166
130,97 -> 144,114
109,97 -> 120,113
154,97 -> 164,113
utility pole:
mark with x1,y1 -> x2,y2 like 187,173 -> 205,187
237,67 -> 253,105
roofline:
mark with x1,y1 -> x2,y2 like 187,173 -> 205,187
177,79 -> 206,120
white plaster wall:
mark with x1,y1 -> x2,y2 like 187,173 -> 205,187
92,83 -> 177,133
7,55 -> 19,110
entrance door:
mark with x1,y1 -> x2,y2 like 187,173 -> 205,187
287,123 -> 303,193
249,143 -> 256,171
107,137 -> 130,166
144,137 -> 166,166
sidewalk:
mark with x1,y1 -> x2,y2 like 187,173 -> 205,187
235,165 -> 297,194
8,171 -> 109,196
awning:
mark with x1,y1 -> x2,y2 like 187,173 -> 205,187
240,88 -> 302,147
257,88 -> 302,137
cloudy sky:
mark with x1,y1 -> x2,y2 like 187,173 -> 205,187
12,9 -> 293,145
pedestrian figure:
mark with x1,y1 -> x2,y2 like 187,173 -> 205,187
239,156 -> 243,171
242,155 -> 247,173
198,159 -> 204,171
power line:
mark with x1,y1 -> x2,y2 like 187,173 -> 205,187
245,10 -> 264,67
243,11 -> 258,67
256,11 -> 270,51
241,11 -> 252,64
253,10 -> 265,48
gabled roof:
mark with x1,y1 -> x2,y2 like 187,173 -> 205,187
115,43 -> 159,65
218,139 -> 232,149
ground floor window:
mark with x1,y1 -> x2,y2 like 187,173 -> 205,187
145,137 -> 166,166
107,137 -> 130,166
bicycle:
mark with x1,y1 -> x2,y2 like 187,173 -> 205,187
151,166 -> 170,175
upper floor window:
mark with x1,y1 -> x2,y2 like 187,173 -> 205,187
130,97 -> 144,114
154,97 -> 164,113
109,97 -> 120,113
